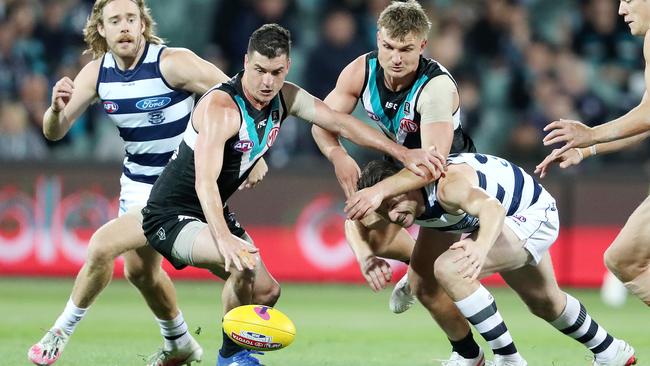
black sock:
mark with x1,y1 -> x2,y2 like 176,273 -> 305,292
220,330 -> 244,358
450,330 -> 480,359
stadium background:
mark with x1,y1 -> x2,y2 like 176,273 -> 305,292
1,0 -> 648,285
1,1 -> 649,365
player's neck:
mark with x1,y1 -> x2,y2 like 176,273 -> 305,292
242,77 -> 271,111
383,72 -> 416,92
113,39 -> 146,71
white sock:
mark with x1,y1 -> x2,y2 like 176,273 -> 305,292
454,285 -> 519,357
156,311 -> 190,350
53,298 -> 88,336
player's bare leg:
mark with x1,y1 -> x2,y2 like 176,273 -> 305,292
411,229 -> 487,365
190,227 -> 279,366
604,196 -> 650,306
29,209 -> 194,366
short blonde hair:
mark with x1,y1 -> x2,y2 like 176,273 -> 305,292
377,0 -> 431,41
83,0 -> 163,58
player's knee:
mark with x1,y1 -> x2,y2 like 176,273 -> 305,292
253,280 -> 281,306
433,252 -> 457,285
85,232 -> 118,268
604,244 -> 642,281
124,262 -> 158,289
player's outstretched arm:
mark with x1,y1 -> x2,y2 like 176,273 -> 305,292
437,170 -> 505,280
535,131 -> 650,178
43,60 -> 100,141
311,56 -> 366,198
344,166 -> 435,221
193,92 -> 257,272
284,83 -> 445,179
160,47 -> 230,95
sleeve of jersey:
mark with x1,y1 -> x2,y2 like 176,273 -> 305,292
284,84 -> 317,123
417,75 -> 456,125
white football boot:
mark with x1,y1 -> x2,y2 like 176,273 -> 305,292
493,354 -> 527,366
146,334 -> 203,366
437,349 -> 488,366
593,340 -> 637,366
28,327 -> 69,366
389,272 -> 416,313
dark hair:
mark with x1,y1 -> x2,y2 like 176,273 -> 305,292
357,160 -> 401,191
247,24 -> 291,58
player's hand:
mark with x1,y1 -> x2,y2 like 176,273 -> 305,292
399,146 -> 447,180
450,238 -> 488,280
239,158 -> 268,190
51,77 -> 74,113
344,186 -> 384,221
359,255 -> 392,291
332,151 -> 361,199
542,119 -> 595,156
216,234 -> 259,272
534,148 -> 583,178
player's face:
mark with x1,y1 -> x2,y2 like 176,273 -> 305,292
619,0 -> 650,36
376,28 -> 426,80
244,51 -> 291,105
381,193 -> 419,228
98,0 -> 145,59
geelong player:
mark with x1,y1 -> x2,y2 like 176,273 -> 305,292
28,1 -> 265,365
345,154 -> 637,366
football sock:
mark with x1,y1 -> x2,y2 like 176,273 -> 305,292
454,285 -> 518,356
220,330 -> 244,358
449,330 -> 481,359
156,312 -> 190,350
53,298 -> 88,336
550,293 -> 617,358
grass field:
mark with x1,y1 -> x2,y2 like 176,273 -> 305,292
2,278 -> 647,366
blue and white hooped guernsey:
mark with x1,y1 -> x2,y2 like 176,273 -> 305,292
97,43 -> 195,185
416,153 -> 545,233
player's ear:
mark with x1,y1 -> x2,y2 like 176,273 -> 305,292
97,23 -> 105,38
286,57 -> 291,74
420,39 -> 427,53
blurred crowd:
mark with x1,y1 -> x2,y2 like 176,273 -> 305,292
0,0 -> 647,169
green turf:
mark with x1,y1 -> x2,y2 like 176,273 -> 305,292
2,278 -> 647,366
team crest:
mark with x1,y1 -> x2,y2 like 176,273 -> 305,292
404,102 -> 411,114
399,118 -> 418,133
271,110 -> 279,123
267,127 -> 280,147
234,139 -> 254,152
367,112 -> 380,121
147,111 -> 165,125
103,101 -> 119,113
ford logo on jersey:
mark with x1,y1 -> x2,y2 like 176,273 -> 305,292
103,101 -> 119,113
136,97 -> 172,111
234,139 -> 254,152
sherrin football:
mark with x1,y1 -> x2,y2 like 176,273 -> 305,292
223,305 -> 296,351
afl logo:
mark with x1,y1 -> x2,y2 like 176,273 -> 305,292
267,127 -> 280,147
367,112 -> 380,121
234,139 -> 254,152
136,97 -> 171,111
103,101 -> 119,113
399,118 -> 418,133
